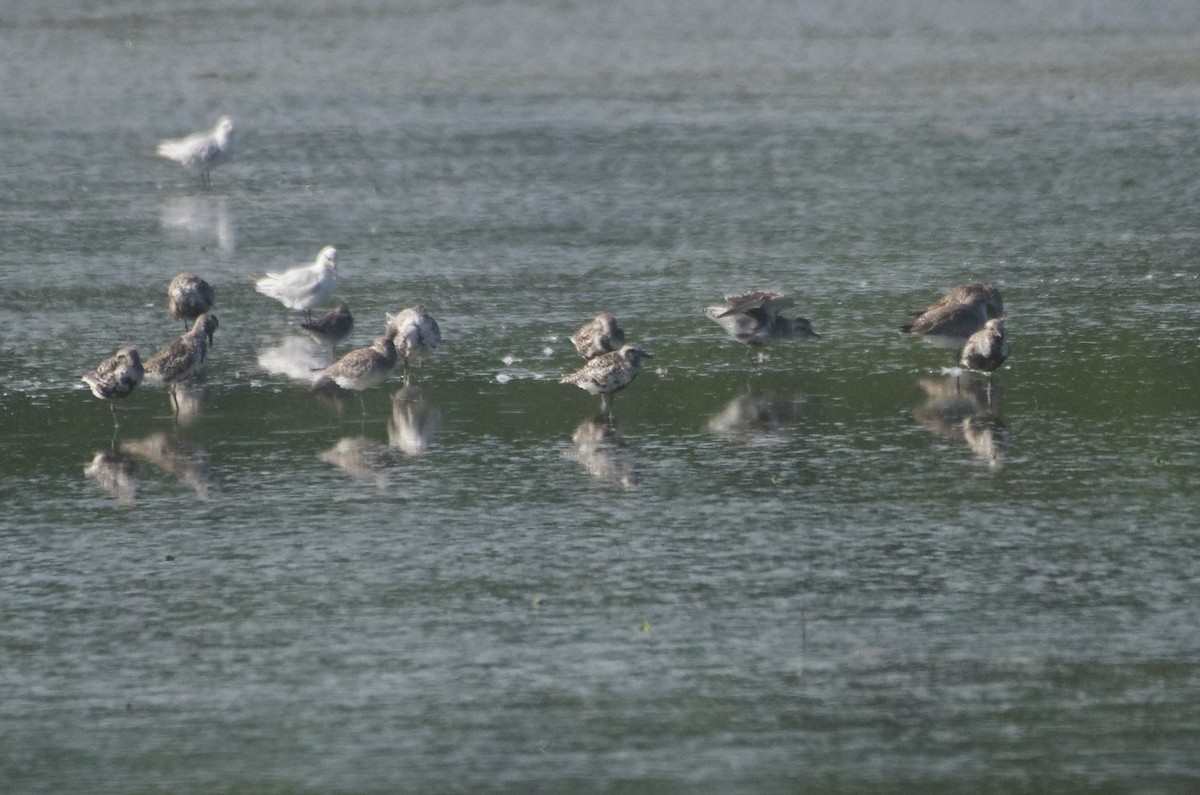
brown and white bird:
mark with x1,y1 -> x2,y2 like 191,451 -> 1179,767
559,343 -> 653,415
143,313 -> 219,413
570,312 -> 625,360
385,305 -> 441,373
901,282 -> 1004,344
959,318 -> 1009,373
167,273 -> 215,329
313,335 -> 398,413
82,347 -> 144,422
704,290 -> 819,354
155,116 -> 235,189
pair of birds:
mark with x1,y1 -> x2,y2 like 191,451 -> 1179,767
558,291 -> 819,414
900,282 -> 1009,373
82,274 -> 220,420
313,306 -> 442,402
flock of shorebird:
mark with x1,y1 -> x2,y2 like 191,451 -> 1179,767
81,116 -> 1011,424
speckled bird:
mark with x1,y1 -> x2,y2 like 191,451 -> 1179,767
959,318 -> 1009,373
82,347 -> 144,421
143,313 -> 218,413
559,343 -> 653,414
570,311 -> 625,360
167,273 -> 215,329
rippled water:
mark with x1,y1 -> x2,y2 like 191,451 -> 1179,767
3,2 -> 1200,792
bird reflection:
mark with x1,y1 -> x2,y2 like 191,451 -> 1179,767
169,382 -> 208,427
121,432 -> 213,499
705,387 -> 808,444
388,384 -> 442,455
912,373 -> 1008,469
564,415 -> 637,489
256,335 -> 334,383
84,450 -> 139,505
158,194 -> 236,252
318,436 -> 396,487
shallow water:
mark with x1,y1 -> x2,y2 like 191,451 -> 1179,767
3,1 -> 1200,792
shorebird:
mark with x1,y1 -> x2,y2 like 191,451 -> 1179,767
254,245 -> 339,321
301,302 -> 354,347
959,318 -> 1009,373
703,290 -> 819,356
143,313 -> 219,414
900,282 -> 1004,345
82,347 -> 144,422
385,305 -> 441,374
155,116 -> 235,189
167,273 -> 215,329
559,343 -> 652,415
570,312 -> 625,360
313,335 -> 398,413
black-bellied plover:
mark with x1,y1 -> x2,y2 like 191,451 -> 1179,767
255,245 -> 338,321
570,312 -> 625,359
82,347 -> 144,422
901,282 -> 1004,345
385,305 -> 440,375
167,273 -> 215,329
704,290 -> 819,356
301,302 -> 354,347
155,116 -> 235,189
143,313 -> 218,414
559,343 -> 652,415
959,318 -> 1009,373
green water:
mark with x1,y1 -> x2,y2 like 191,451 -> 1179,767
2,1 -> 1200,792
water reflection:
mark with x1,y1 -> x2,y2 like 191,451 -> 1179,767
912,373 -> 1008,469
83,450 -> 139,505
388,384 -> 442,455
158,194 -> 236,252
564,415 -> 637,489
705,387 -> 808,444
121,432 -> 213,499
318,436 -> 397,487
256,335 -> 333,383
169,382 -> 208,427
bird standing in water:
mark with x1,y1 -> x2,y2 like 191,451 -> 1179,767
560,343 -> 653,416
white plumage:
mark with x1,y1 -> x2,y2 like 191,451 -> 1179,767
155,116 -> 235,188
255,246 -> 339,320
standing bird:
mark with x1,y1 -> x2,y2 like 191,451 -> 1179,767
143,313 -> 219,414
901,282 -> 1004,344
167,273 -> 215,329
385,305 -> 441,374
559,343 -> 653,415
570,311 -> 625,360
313,335 -> 398,414
704,290 -> 819,356
82,347 -> 144,423
959,318 -> 1009,373
254,245 -> 339,322
155,116 -> 235,189
301,302 -> 355,347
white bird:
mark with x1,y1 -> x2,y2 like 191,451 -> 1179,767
385,305 -> 441,373
155,116 -> 235,189
254,245 -> 339,321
